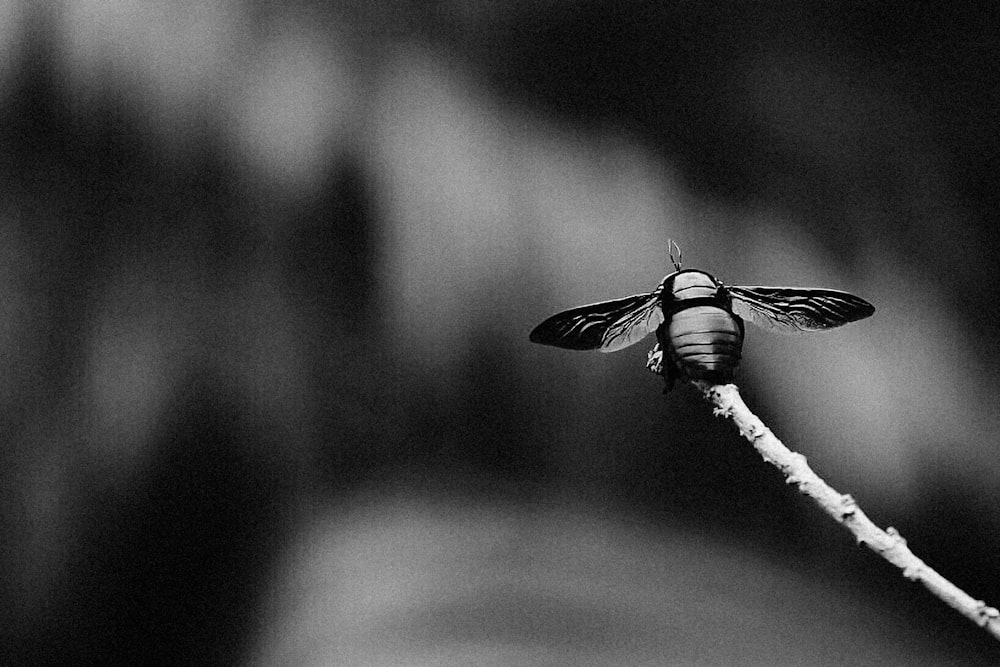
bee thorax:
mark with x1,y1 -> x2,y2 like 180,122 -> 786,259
669,271 -> 720,302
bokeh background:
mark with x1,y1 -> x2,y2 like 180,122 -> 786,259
2,1 -> 998,664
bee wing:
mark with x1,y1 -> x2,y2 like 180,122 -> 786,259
529,292 -> 663,352
727,285 -> 874,333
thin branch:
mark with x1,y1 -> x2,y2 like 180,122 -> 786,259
694,381 -> 1000,641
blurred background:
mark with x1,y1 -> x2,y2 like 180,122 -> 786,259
1,1 -> 998,664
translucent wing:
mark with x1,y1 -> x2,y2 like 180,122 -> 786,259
529,292 -> 663,352
727,285 -> 874,333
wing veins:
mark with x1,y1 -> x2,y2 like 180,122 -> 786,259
728,285 -> 874,333
530,291 -> 663,352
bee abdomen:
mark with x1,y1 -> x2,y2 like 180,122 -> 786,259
664,306 -> 743,382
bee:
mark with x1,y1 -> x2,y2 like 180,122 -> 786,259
529,242 -> 875,391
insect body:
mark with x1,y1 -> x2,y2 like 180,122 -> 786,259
660,270 -> 744,387
529,249 -> 874,391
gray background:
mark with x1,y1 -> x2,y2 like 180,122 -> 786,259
2,2 -> 998,664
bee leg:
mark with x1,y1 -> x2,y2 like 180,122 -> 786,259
647,344 -> 677,393
661,361 -> 677,394
645,343 -> 664,375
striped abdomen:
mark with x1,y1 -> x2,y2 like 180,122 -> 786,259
663,305 -> 743,382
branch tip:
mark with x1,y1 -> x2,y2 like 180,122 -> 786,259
692,380 -> 1000,643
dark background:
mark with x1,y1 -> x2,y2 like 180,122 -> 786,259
2,2 -> 998,664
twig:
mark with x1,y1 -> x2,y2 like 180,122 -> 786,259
694,381 -> 1000,641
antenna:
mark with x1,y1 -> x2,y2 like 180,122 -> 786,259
668,239 -> 683,271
